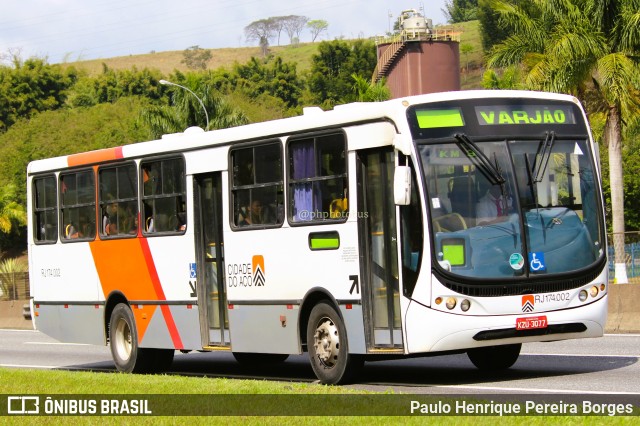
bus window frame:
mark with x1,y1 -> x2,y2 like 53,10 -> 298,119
32,174 -> 58,245
140,155 -> 187,237
286,130 -> 349,227
98,161 -> 139,239
59,168 -> 97,243
229,139 -> 285,231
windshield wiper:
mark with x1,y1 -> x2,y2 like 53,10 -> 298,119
454,133 -> 505,185
532,131 -> 556,183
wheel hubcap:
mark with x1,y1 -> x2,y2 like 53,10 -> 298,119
114,318 -> 132,361
313,317 -> 340,368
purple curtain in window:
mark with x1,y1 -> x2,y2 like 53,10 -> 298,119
292,142 -> 314,221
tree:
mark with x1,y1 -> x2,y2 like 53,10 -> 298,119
66,65 -> 163,107
0,184 -> 25,248
181,46 -> 212,70
486,0 -> 640,283
141,76 -> 248,138
245,19 -> 276,55
460,43 -> 474,73
307,40 -> 378,109
307,20 -> 328,42
282,15 -> 308,45
0,257 -> 27,299
443,0 -> 478,23
351,75 -> 390,102
0,56 -> 77,132
233,57 -> 303,108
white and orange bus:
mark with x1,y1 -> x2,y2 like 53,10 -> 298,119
28,90 -> 608,384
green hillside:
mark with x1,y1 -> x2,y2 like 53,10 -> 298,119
64,21 -> 484,89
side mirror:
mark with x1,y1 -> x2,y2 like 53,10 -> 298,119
394,166 -> 412,206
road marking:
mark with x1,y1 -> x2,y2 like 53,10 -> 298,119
436,384 -> 640,395
24,341 -> 91,346
0,363 -> 57,369
522,352 -> 640,358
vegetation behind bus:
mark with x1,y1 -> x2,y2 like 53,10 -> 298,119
1,17 -> 640,254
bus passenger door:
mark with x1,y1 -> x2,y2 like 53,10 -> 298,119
194,173 -> 229,347
357,148 -> 403,349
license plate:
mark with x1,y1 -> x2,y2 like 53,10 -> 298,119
516,315 -> 548,330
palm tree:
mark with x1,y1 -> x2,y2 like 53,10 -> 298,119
0,184 -> 26,236
352,75 -> 390,102
486,0 -> 640,283
141,79 -> 248,139
0,257 -> 27,300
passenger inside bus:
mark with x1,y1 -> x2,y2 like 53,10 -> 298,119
238,199 -> 265,226
65,223 -> 78,239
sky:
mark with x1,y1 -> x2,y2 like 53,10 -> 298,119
1,0 -> 448,64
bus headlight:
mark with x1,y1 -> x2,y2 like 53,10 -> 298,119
579,290 -> 588,302
460,299 -> 471,312
446,297 -> 457,310
589,286 -> 599,298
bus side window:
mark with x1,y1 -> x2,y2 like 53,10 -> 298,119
141,157 -> 186,234
288,132 -> 347,223
99,163 -> 138,238
33,175 -> 58,243
60,170 -> 96,243
230,142 -> 283,229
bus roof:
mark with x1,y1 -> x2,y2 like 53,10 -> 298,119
26,90 -> 579,175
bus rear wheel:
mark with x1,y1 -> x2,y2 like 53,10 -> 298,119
306,302 -> 362,385
109,303 -> 174,373
467,343 -> 521,371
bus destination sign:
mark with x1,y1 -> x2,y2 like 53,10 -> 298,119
475,105 -> 576,126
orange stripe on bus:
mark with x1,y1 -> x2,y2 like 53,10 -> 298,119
67,146 -> 123,167
89,237 -> 183,349
139,238 -> 184,350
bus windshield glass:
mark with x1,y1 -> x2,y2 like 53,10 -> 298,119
409,100 -> 605,282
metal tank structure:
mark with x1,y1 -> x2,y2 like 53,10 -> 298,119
373,9 -> 461,98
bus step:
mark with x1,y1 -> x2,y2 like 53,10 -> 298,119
202,345 -> 231,351
368,348 -> 404,354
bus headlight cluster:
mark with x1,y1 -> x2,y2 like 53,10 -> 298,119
435,296 -> 471,312
579,284 -> 605,302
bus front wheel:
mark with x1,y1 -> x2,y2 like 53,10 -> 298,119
109,303 -> 174,373
467,343 -> 521,371
306,302 -> 362,384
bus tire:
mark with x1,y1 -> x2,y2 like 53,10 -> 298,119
109,303 -> 153,373
306,302 -> 363,384
232,352 -> 289,365
467,343 -> 521,371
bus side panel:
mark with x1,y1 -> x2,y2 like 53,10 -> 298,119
138,304 -> 201,350
30,243 -> 101,302
30,242 -> 104,345
228,305 -> 301,354
34,304 -> 105,345
224,221 -> 364,354
339,304 -> 366,353
88,234 -> 197,350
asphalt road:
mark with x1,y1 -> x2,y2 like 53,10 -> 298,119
1,329 -> 639,396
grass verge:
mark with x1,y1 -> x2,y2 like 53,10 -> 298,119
0,368 -> 635,425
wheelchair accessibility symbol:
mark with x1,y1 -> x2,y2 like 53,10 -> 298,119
528,252 -> 546,272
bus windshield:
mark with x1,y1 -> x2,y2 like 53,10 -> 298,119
419,135 -> 604,280
413,98 -> 605,284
